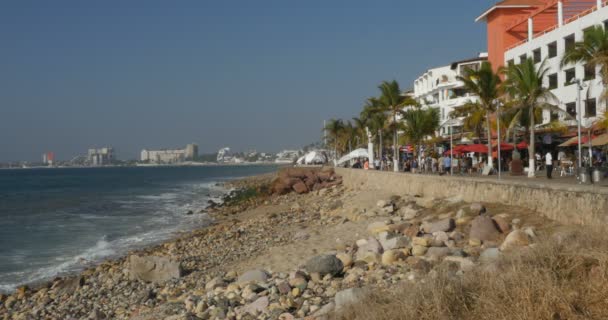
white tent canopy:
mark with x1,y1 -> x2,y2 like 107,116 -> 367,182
303,151 -> 327,164
296,155 -> 306,165
336,148 -> 369,165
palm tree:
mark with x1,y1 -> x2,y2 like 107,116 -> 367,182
374,80 -> 418,171
562,25 -> 608,99
402,107 -> 440,160
502,58 -> 561,177
324,119 -> 345,159
457,61 -> 502,167
449,101 -> 487,141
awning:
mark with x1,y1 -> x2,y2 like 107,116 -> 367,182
591,133 -> 608,146
558,135 -> 597,147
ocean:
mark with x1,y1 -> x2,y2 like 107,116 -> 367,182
0,165 -> 278,293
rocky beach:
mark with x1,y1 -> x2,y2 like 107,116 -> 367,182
1,167 -> 606,320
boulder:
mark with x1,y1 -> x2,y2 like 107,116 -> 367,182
421,218 -> 455,233
304,255 -> 344,276
479,248 -> 501,263
205,276 -> 225,291
357,237 -> 383,254
411,245 -> 428,256
237,269 -> 269,284
500,230 -> 530,251
239,296 -> 269,316
128,255 -> 182,284
378,232 -> 411,251
399,206 -> 420,220
443,256 -> 475,272
402,225 -> 420,238
292,181 -> 309,194
381,249 -> 408,265
335,288 -> 368,309
469,215 -> 501,241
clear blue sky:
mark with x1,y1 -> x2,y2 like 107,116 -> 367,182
0,0 -> 491,161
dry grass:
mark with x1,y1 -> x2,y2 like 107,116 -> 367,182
333,227 -> 608,320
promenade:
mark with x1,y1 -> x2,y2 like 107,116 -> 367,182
336,167 -> 608,227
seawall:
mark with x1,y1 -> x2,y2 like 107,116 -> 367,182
335,168 -> 608,226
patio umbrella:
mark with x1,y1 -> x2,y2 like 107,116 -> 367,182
493,142 -> 515,151
516,141 -> 528,150
462,144 -> 489,153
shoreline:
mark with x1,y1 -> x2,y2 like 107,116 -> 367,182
0,171 -> 277,295
1,167 -> 593,320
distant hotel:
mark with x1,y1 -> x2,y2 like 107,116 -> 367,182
477,0 -> 607,126
140,143 -> 198,164
88,147 -> 114,166
42,152 -> 55,166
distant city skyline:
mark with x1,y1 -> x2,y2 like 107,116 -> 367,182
0,1 -> 488,162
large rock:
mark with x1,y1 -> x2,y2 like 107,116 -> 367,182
399,206 -> 420,220
357,237 -> 383,254
128,255 -> 182,284
292,181 -> 309,194
500,230 -> 530,251
382,249 -> 408,265
469,215 -> 501,241
239,296 -> 269,316
378,232 -> 411,251
493,216 -> 511,233
335,288 -> 368,309
421,218 -> 455,233
443,256 -> 475,272
304,255 -> 344,276
237,269 -> 269,284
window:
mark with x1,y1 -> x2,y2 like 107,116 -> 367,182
564,34 -> 575,52
548,42 -> 557,58
550,111 -> 559,122
507,59 -> 515,67
519,54 -> 527,64
564,68 -> 576,85
533,48 -> 542,63
548,73 -> 558,90
584,64 -> 595,80
566,102 -> 577,117
586,98 -> 597,117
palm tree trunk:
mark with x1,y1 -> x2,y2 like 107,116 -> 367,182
393,114 -> 399,172
528,107 -> 536,178
486,115 -> 493,167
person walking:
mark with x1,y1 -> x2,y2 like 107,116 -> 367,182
443,156 -> 451,175
545,151 -> 553,179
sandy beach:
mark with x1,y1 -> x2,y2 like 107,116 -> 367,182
0,167 -> 602,320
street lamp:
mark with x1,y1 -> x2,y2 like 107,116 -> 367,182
497,102 -> 502,180
572,78 -> 587,170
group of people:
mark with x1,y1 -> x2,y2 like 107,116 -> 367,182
346,147 -> 607,180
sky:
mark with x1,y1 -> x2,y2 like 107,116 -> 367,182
0,0 -> 491,162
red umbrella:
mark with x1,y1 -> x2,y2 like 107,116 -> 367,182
462,144 -> 489,153
443,145 -> 467,156
493,142 -> 514,151
516,141 -> 528,150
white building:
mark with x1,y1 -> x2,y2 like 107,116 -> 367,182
275,150 -> 300,163
88,147 -> 114,166
413,53 -> 488,136
141,143 -> 198,164
478,0 -> 608,129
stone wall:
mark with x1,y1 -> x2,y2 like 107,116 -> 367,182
336,168 -> 608,226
